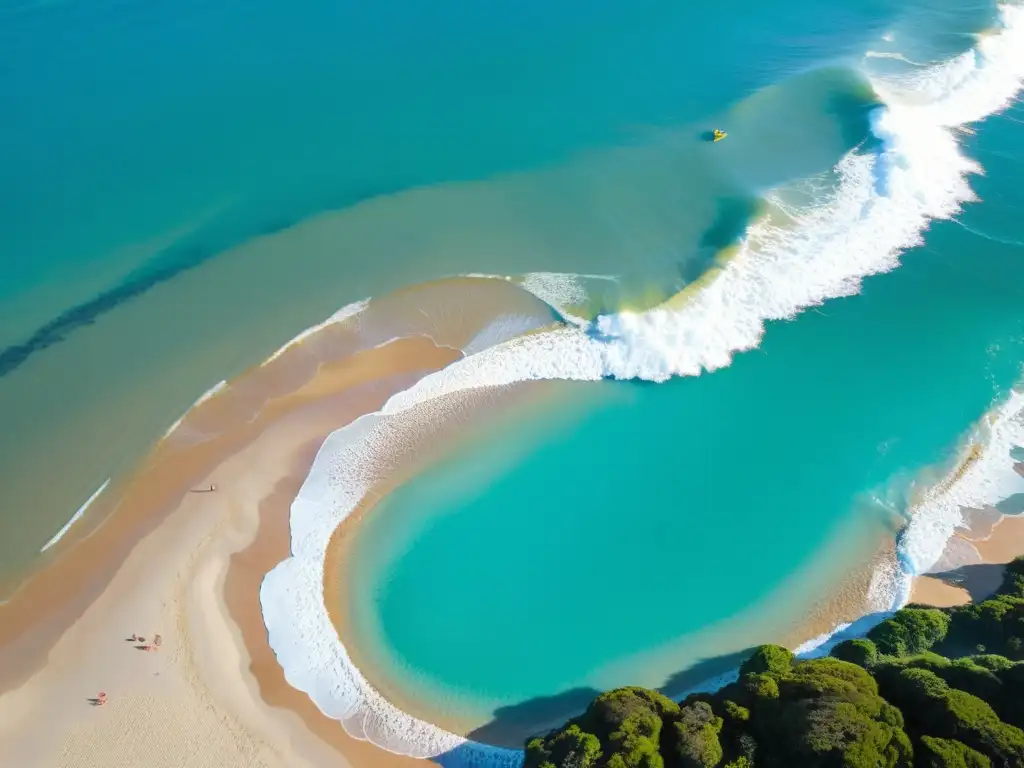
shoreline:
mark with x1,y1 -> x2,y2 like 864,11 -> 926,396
315,401 -> 1024,753
0,277 -> 1019,766
912,504 -> 1024,608
0,333 -> 459,767
321,382 -> 581,748
0,273 -> 562,767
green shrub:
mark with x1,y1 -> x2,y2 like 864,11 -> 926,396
832,638 -> 880,668
918,736 -> 992,768
970,654 -> 1015,672
781,657 -> 880,703
946,595 -> 1024,660
943,688 -> 1024,765
869,608 -> 951,656
591,691 -> 670,768
879,701 -> 905,729
522,594 -> 1024,768
740,673 -> 779,702
944,658 -> 1003,702
899,651 -> 953,670
722,700 -> 749,723
883,654 -> 1006,703
584,687 -> 676,742
880,667 -> 1024,765
668,702 -> 723,768
525,725 -> 602,768
775,697 -> 911,767
738,644 -> 793,678
605,740 -> 663,768
882,667 -> 951,705
726,731 -> 757,767
1001,557 -> 1024,598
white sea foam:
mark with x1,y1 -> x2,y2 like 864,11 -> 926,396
40,478 -> 111,553
899,390 -> 1024,577
194,379 -> 228,406
262,298 -> 369,366
260,404 -> 523,767
462,313 -> 556,357
263,6 -> 1024,762
161,379 -> 228,439
161,300 -> 371,441
864,51 -> 926,66
519,272 -> 590,312
386,8 -> 1023,404
792,388 -> 1024,659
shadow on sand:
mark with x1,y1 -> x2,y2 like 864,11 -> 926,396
914,561 -> 1009,604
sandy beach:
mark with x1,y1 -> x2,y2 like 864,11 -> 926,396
0,333 -> 453,768
912,509 -> 1024,608
0,272 -> 566,768
0,282 -> 1020,767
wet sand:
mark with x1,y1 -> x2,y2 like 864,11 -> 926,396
912,509 -> 1024,608
2,264 -> 1014,765
0,334 -> 457,767
320,382 -> 577,747
0,270 -> 558,589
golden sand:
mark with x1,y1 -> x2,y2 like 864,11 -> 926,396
912,511 -> 1024,608
3,263 -> 1019,766
0,335 -> 456,768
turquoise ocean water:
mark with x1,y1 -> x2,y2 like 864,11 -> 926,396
348,107 -> 1024,735
333,0 -> 1024,749
3,0 -> 1024,757
0,0 -> 933,576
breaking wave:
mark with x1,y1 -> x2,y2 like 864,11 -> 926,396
262,5 -> 1024,764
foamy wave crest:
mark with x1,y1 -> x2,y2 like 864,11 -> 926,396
389,5 -> 1024,399
264,7 -> 1024,761
262,298 -> 369,366
261,397 -> 524,766
161,379 -> 228,439
900,389 -> 1024,577
873,5 -> 1024,123
39,478 -> 111,553
519,272 -> 590,315
802,388 -> 1024,655
864,51 -> 926,66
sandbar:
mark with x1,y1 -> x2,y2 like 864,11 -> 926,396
0,334 -> 454,767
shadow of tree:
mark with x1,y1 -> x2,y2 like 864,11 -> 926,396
658,648 -> 754,699
466,687 -> 601,749
918,561 -> 1009,603
432,604 -> 907,767
433,649 -> 773,766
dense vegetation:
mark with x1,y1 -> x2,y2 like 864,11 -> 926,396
525,557 -> 1024,768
